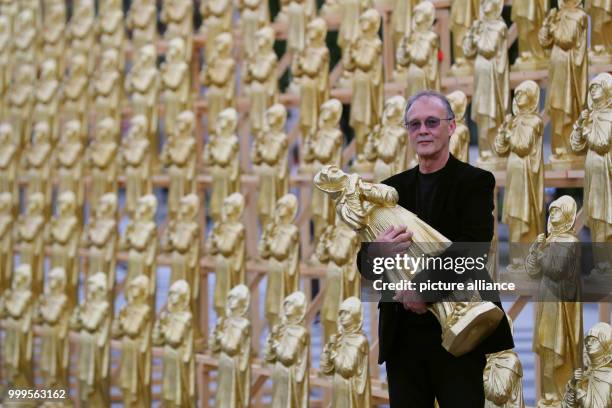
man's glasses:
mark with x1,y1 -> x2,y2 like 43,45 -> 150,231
404,117 -> 453,133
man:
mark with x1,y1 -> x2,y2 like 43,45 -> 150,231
359,91 -> 514,407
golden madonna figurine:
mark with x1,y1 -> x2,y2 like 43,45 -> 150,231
99,0 -> 126,70
450,0 -> 479,76
34,59 -> 61,147
67,0 -> 96,74
161,0 -> 194,61
586,0 -> 612,64
237,0 -> 267,58
0,192 -> 13,293
8,64 -> 35,151
62,54 -> 89,136
25,122 -> 53,217
41,1 -> 66,74
161,37 -> 191,135
88,117 -> 118,215
127,0 -> 158,51
93,49 -> 122,129
56,120 -> 85,211
122,115 -> 153,217
16,193 -> 46,297
200,0 -> 232,62
0,124 -> 18,213
447,90 -> 470,163
83,193 -> 118,289
511,0 -> 548,71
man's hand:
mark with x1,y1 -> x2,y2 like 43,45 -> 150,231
393,289 -> 428,314
373,226 -> 414,258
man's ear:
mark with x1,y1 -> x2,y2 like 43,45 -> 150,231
448,119 -> 457,136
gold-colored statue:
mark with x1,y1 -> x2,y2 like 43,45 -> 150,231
525,195 -> 583,407
346,8 -> 384,170
161,38 -> 191,135
153,279 -> 196,408
200,33 -> 236,135
562,322 -> 612,408
70,272 -> 111,407
48,191 -> 81,306
364,95 -> 411,183
337,0 -> 372,86
93,49 -> 122,130
315,219 -> 361,343
207,193 -> 247,316
0,124 -> 18,213
161,0 -> 194,61
570,72 -> 612,277
586,0 -> 612,64
252,104 -> 289,227
88,117 -> 118,215
36,267 -> 71,395
264,291 -> 310,408
99,0 -> 126,70
200,0 -> 232,62
447,90 -> 470,163
120,194 -> 158,305
284,0 -> 314,53
34,59 -> 61,147
14,9 -> 38,65
244,26 -> 278,135
539,0 -> 588,166
320,296 -> 371,408
237,0 -> 267,58
126,44 -> 160,162
8,64 -> 35,151
161,110 -> 197,217
292,17 -> 330,139
112,275 -> 152,408
494,80 -> 544,274
391,0 -> 418,61
83,193 -> 118,289
56,120 -> 85,211
127,0 -> 158,51
203,108 -> 240,222
450,0 -> 479,76
21,0 -> 42,29
1,264 -> 34,390
463,0 -> 509,169
511,0 -> 549,70
62,54 -> 90,135
67,0 -> 96,74
0,192 -> 13,293
122,115 -> 153,217
259,194 -> 300,328
41,1 -> 66,74
16,194 -> 45,297
210,284 -> 252,408
25,122 -> 53,218
395,1 -> 440,96
0,16 -> 12,120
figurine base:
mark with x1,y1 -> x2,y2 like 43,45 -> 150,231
589,51 -> 612,65
511,58 -> 547,72
476,156 -> 506,171
450,62 -> 474,77
545,156 -> 584,171
351,157 -> 374,173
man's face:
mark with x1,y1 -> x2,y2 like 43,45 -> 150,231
405,97 -> 455,159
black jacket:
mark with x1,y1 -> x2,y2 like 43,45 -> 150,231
358,154 -> 515,364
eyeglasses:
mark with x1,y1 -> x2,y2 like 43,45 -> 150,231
404,117 -> 453,133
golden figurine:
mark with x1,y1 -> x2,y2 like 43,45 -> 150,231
0,192 -> 13,293
67,0 -> 96,74
127,0 -> 158,52
562,322 -> 612,408
364,95 -> 411,183
586,0 -> 612,64
161,0 -> 194,61
337,0 -> 373,87
259,194 -> 300,328
391,0 -> 418,62
41,1 -> 66,74
36,267 -> 71,395
525,195 -> 583,407
200,0 -> 232,62
210,284 -> 251,408
0,15 -> 12,119
200,32 -> 236,135
83,193 -> 118,289
570,73 -> 612,277
511,0 -> 549,71
93,49 -> 122,130
315,219 -> 361,343
122,115 -> 153,217
8,64 -> 35,151
447,90 -> 470,163
56,120 -> 85,211
346,8 -> 384,170
161,110 -> 197,217
252,104 -> 289,227
34,59 -> 61,147
16,194 -> 45,297
264,291 -> 310,408
48,191 -> 81,306
88,118 -> 118,215
153,279 -> 196,408
395,1 -> 440,96
206,193 -> 247,316
203,108 -> 240,222
14,9 -> 38,65
301,98 -> 344,244
463,0 -> 509,169
21,0 -> 42,29
284,0 -> 314,53
161,38 -> 191,135
25,122 -> 53,217
320,296 -> 371,408
99,0 -> 126,70
126,44 -> 160,162
62,54 -> 90,135
70,272 -> 111,407
112,275 -> 152,408
237,0 -> 267,58
539,0 -> 588,167
1,264 -> 34,390
494,80 -> 544,274
120,194 -> 158,305
291,17 -> 330,139
450,0 -> 479,76
0,124 -> 18,213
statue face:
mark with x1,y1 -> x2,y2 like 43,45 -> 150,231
87,274 -> 107,300
226,284 -> 249,316
549,206 -> 563,225
58,194 -> 75,216
590,82 -> 605,102
585,335 -> 604,357
127,277 -> 147,303
14,266 -> 31,290
49,268 -> 65,293
482,0 -> 502,17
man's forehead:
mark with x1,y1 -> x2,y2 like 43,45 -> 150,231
405,96 -> 446,119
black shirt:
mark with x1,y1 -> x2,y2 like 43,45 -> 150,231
416,166 -> 443,224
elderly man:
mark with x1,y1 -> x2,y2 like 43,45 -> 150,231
359,91 -> 514,407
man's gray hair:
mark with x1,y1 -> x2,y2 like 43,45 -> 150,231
403,90 -> 455,126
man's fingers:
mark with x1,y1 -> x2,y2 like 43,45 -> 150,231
387,225 -> 407,239
393,231 -> 414,243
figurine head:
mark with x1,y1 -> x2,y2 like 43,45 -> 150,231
129,115 -> 149,139
136,194 -> 157,221
33,122 -> 51,144
338,296 -> 363,333
226,284 -> 250,317
87,272 -> 108,301
168,279 -> 190,312
512,80 -> 540,115
168,37 -> 186,62
265,104 -> 287,132
41,59 -> 59,81
214,33 -> 233,57
0,123 -> 12,144
101,49 -> 119,71
58,191 -> 77,218
127,275 -> 149,305
96,193 -> 117,219
13,264 -> 32,291
221,193 -> 245,222
584,322 -> 611,365
215,108 -> 238,136
96,117 -> 118,142
176,110 -> 195,136
307,18 -> 327,45
26,193 -> 44,215
16,64 -> 36,85
314,165 -> 349,194
17,9 -> 34,29
178,194 -> 199,221
63,120 -> 82,143
0,192 -> 12,214
282,291 -> 307,324
413,1 -> 435,31
481,0 -> 503,19
547,195 -> 577,236
47,267 -> 66,295
255,26 -> 275,52
70,53 -> 87,76
318,98 -> 343,128
274,193 -> 298,224
359,8 -> 381,36
48,3 -> 63,22
138,45 -> 157,68
559,0 -> 582,9
446,91 -> 467,121
74,0 -> 94,19
587,72 -> 612,110
382,95 -> 407,126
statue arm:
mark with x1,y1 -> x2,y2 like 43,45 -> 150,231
462,23 -> 479,59
238,324 -> 251,372
493,115 -> 512,156
570,109 -> 590,153
359,180 -> 399,206
538,9 -> 556,49
525,238 -> 545,279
